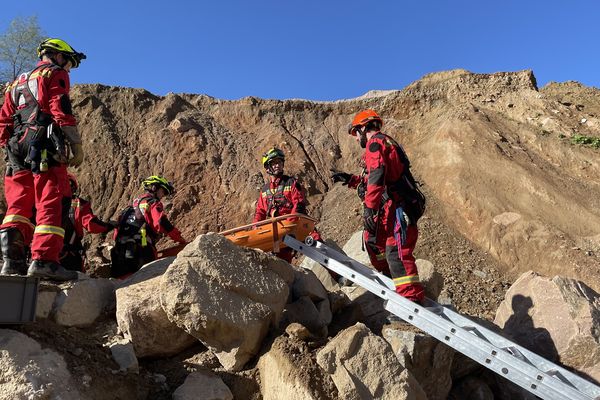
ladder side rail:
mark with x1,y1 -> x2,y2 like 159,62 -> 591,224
385,300 -> 593,400
427,301 -> 600,396
308,240 -> 396,290
287,237 -> 600,400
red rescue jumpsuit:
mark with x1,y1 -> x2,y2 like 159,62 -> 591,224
253,175 -> 319,262
0,61 -> 76,263
347,132 -> 424,302
60,197 -> 113,271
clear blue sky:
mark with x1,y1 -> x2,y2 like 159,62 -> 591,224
3,1 -> 599,101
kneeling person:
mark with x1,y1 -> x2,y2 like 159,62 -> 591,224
111,176 -> 186,278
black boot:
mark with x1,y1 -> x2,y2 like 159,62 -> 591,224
27,260 -> 78,281
0,228 -> 27,275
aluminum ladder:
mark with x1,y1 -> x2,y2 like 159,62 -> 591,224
284,235 -> 600,400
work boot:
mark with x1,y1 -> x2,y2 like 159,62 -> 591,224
0,228 -> 27,275
27,260 -> 78,281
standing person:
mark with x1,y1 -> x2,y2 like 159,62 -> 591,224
111,176 -> 186,278
253,148 -> 318,262
0,38 -> 86,281
331,110 -> 426,303
60,172 -> 117,272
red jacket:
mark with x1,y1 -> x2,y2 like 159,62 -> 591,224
253,175 -> 307,223
69,197 -> 111,238
0,61 -> 76,146
349,132 -> 407,210
133,193 -> 185,244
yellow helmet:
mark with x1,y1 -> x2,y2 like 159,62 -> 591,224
37,38 -> 86,68
142,175 -> 175,195
261,148 -> 285,168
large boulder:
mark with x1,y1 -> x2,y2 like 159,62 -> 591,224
116,257 -> 197,358
280,266 -> 332,336
160,233 -> 294,371
329,286 -> 387,331
316,323 -> 427,400
383,327 -> 454,400
36,277 -> 115,327
342,231 -> 372,267
495,271 -> 600,381
0,329 -> 83,400
53,277 -> 115,327
258,336 -> 338,400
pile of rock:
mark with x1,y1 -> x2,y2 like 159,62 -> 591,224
2,232 -> 600,399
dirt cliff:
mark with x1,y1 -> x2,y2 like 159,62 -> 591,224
15,68 -> 595,293
2,69 -> 600,292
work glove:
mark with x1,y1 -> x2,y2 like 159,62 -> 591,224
68,143 -> 84,167
363,207 -> 378,234
331,171 -> 352,185
61,125 -> 84,167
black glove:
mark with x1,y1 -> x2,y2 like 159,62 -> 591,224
363,207 -> 378,234
106,220 -> 119,231
331,172 -> 352,185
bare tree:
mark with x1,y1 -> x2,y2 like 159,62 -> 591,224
0,16 -> 45,83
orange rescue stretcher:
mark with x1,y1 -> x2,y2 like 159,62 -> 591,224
219,213 -> 318,252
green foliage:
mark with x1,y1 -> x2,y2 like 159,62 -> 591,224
571,134 -> 600,149
0,16 -> 45,83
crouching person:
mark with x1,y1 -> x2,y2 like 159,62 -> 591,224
111,175 -> 186,278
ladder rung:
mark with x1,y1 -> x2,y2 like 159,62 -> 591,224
503,346 -> 527,362
425,306 -> 444,315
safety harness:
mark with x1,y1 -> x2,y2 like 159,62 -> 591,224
116,193 -> 159,248
371,133 -> 427,224
6,63 -> 65,174
261,175 -> 301,217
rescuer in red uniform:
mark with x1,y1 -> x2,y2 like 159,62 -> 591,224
111,176 -> 186,278
60,172 -> 117,272
332,110 -> 425,303
253,148 -> 317,262
0,38 -> 86,281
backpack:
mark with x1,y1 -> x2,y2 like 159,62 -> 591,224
391,145 -> 427,223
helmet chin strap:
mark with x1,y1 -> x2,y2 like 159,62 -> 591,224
355,126 -> 367,148
359,131 -> 367,148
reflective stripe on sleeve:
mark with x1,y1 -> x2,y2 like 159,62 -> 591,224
34,225 -> 65,238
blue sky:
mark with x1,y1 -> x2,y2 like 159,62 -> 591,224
3,1 -> 599,101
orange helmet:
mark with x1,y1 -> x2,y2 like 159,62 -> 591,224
348,109 -> 383,135
67,172 -> 78,193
